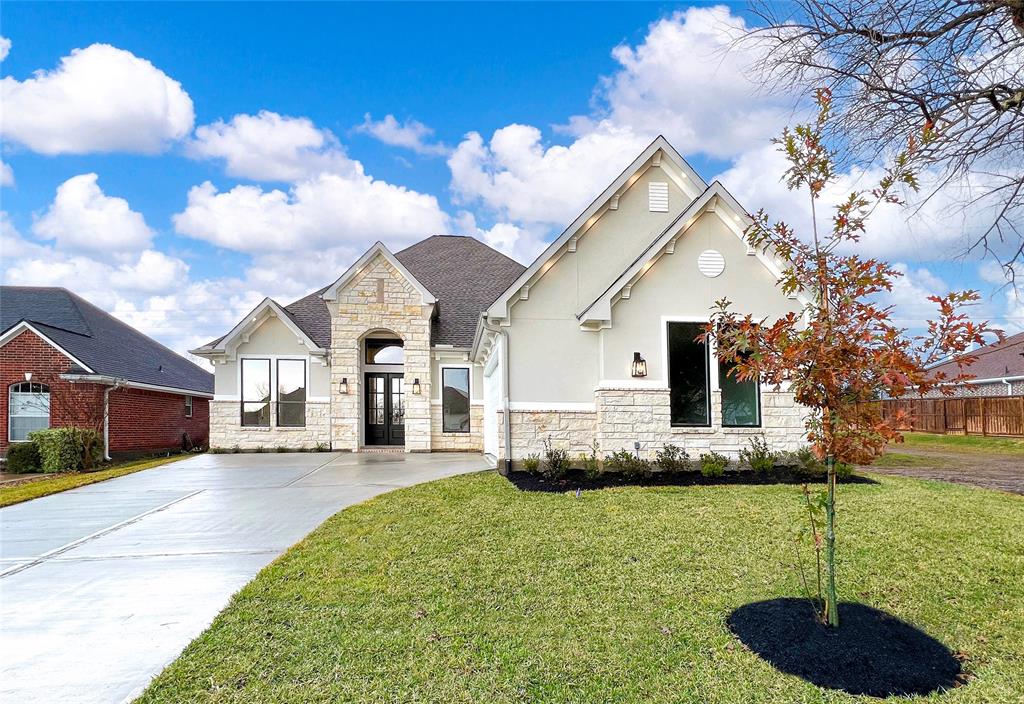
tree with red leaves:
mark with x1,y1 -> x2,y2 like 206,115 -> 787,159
706,89 -> 1000,628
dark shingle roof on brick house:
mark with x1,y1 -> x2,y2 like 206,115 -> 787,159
279,235 -> 524,349
929,330 -> 1024,382
1,286 -> 214,394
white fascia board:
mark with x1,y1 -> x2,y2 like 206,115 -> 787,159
60,373 -> 214,399
486,136 -> 710,320
321,241 -> 436,305
195,298 -> 326,358
0,321 -> 96,373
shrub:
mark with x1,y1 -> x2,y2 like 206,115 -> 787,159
606,448 -> 652,479
740,436 -> 778,473
275,446 -> 290,453
793,446 -> 824,475
836,461 -> 854,480
29,427 -> 102,473
6,441 -> 41,473
655,444 -> 691,473
232,445 -> 241,454
522,453 -> 541,473
315,441 -> 330,452
254,445 -> 265,453
578,440 -> 602,480
541,437 -> 572,480
699,451 -> 729,478
209,447 -> 228,454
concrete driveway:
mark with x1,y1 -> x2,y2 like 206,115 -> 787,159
0,451 -> 488,704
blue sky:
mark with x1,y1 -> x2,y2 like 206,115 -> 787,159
1,2 -> 1018,357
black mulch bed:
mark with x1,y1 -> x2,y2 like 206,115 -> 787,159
505,468 -> 876,493
728,598 -> 965,698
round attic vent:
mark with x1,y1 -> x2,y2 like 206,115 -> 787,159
698,249 -> 725,278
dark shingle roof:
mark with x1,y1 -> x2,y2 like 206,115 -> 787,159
1,287 -> 214,394
280,235 -> 524,349
929,330 -> 1024,382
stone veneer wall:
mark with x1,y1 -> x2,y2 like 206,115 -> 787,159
497,387 -> 807,465
430,404 -> 484,451
328,254 -> 433,452
209,399 -> 330,450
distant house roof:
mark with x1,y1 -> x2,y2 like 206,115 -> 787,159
1,286 -> 214,395
275,235 -> 524,349
929,330 -> 1024,382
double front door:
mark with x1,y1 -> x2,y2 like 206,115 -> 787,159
364,373 -> 405,446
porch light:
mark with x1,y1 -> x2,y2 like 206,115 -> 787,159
412,378 -> 422,395
24,372 -> 32,382
339,377 -> 348,395
631,352 -> 647,378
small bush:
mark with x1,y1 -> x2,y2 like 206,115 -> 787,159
541,437 -> 571,480
836,461 -> 854,480
699,451 -> 729,478
740,436 -> 777,473
29,427 -> 102,473
606,449 -> 652,479
209,447 -> 228,454
314,441 -> 330,452
6,442 -> 41,473
522,453 -> 541,473
792,446 -> 824,475
578,440 -> 602,480
275,445 -> 290,453
254,445 -> 265,453
232,445 -> 241,454
655,444 -> 691,473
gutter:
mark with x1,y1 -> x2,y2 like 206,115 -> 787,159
60,374 -> 214,399
480,314 -> 513,475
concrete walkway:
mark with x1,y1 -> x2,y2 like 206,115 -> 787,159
0,451 -> 489,704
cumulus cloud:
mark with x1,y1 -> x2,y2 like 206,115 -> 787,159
0,161 -> 12,187
173,169 -> 450,253
32,173 -> 153,255
0,36 -> 10,62
449,122 -> 648,226
0,43 -> 194,155
355,114 -> 448,156
188,111 -> 358,182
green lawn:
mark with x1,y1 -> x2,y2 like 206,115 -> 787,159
0,454 -> 192,508
872,452 -> 947,468
138,471 -> 1024,704
900,432 -> 1024,454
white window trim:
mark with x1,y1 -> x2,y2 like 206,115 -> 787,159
439,364 -> 473,434
8,382 -> 51,443
237,354 -> 310,428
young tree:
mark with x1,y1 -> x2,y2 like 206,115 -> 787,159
706,89 -> 999,627
748,0 -> 1024,273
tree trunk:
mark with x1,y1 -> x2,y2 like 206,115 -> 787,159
824,454 -> 839,627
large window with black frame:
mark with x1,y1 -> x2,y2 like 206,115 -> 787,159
240,358 -> 271,427
276,359 -> 306,427
441,367 -> 471,433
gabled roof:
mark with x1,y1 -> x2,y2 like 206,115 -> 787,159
192,297 -> 326,356
0,287 -> 213,395
486,135 -> 709,320
322,241 -> 436,304
577,181 -> 799,323
929,330 -> 1024,382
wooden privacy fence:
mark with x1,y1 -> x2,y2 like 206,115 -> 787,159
869,396 -> 1024,437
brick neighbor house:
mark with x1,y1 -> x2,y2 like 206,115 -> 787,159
924,330 -> 1024,398
1,287 -> 213,460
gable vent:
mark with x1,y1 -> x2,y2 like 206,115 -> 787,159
648,182 -> 669,212
698,249 -> 726,278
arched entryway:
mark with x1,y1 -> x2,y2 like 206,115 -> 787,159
362,332 -> 405,447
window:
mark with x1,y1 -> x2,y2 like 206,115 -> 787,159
9,382 -> 50,442
184,395 -> 193,418
277,359 -> 306,427
365,339 -> 404,365
441,367 -> 470,433
667,322 -> 710,426
720,357 -> 760,427
240,358 -> 271,427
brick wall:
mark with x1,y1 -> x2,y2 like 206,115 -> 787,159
1,328 -> 209,457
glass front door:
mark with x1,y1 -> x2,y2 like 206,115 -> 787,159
364,373 -> 405,446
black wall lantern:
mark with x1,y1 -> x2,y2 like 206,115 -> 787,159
631,352 -> 647,378
412,378 -> 422,394
339,377 -> 349,395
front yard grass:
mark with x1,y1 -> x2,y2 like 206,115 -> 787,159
900,432 -> 1024,455
0,454 -> 192,508
871,451 -> 948,468
138,471 -> 1024,703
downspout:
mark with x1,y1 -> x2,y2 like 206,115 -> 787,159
481,314 -> 512,475
103,385 -> 112,461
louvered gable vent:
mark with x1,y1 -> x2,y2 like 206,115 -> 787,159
648,182 -> 669,212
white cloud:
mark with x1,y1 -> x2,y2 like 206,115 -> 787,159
0,36 -> 10,62
0,160 -> 12,187
356,114 -> 448,156
32,173 -> 153,255
173,170 -> 450,254
0,43 -> 194,154
188,111 -> 358,182
449,122 -> 648,226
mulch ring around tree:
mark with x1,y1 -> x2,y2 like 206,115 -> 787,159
727,598 -> 967,698
505,469 -> 876,493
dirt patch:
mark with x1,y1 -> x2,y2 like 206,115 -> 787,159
865,446 -> 1024,495
728,598 -> 965,698
506,469 -> 875,493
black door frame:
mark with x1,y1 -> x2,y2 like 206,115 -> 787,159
364,372 -> 405,446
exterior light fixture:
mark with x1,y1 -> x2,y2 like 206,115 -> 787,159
24,372 -> 32,382
412,378 -> 422,395
339,377 -> 348,395
631,352 -> 647,378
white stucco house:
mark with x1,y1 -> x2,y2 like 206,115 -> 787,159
192,137 -> 808,467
